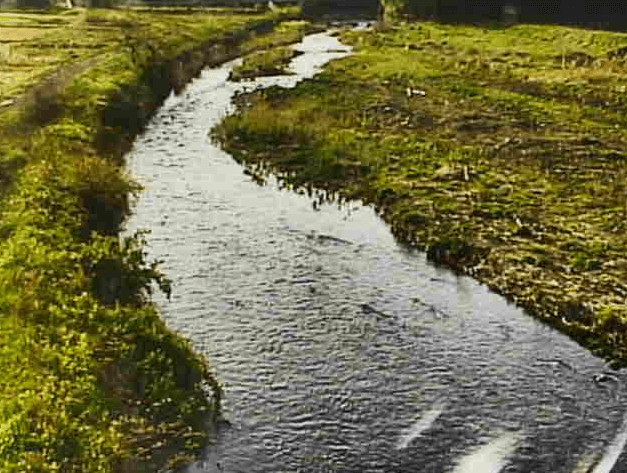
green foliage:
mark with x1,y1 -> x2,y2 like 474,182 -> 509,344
0,151 -> 216,470
85,232 -> 172,306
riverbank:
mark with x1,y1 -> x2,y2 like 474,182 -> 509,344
213,21 -> 627,367
0,7 -> 306,472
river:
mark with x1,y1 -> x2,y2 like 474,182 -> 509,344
125,29 -> 627,473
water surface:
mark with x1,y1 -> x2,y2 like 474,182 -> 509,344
126,30 -> 627,473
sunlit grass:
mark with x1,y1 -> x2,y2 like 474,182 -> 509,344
0,8 -> 286,103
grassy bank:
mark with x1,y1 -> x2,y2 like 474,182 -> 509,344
213,21 -> 627,367
229,20 -> 324,80
230,45 -> 301,80
0,7 -> 301,472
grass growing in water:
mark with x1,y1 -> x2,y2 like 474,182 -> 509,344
214,20 -> 627,367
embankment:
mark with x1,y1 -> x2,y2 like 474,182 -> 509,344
0,8 -> 302,472
213,20 -> 627,368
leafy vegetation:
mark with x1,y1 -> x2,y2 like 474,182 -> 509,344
214,20 -> 627,367
0,6 -> 299,472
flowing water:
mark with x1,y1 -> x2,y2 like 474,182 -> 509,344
125,30 -> 627,473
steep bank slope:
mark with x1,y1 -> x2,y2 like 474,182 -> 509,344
0,8 -> 302,472
213,21 -> 627,367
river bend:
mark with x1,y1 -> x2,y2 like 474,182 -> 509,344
125,30 -> 627,473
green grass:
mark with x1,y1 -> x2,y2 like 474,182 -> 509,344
214,20 -> 627,367
0,7 -> 300,472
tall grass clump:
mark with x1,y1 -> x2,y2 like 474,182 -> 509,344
381,0 -> 409,20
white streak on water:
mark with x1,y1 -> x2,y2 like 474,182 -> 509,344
396,403 -> 445,450
570,451 -> 600,473
591,410 -> 627,473
452,432 -> 521,473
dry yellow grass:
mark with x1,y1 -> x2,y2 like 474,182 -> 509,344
0,10 -> 86,101
1,26 -> 53,40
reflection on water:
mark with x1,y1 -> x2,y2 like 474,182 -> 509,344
452,432 -> 521,473
592,411 -> 627,473
125,30 -> 627,473
396,401 -> 446,450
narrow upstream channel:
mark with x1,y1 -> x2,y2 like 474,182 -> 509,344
125,30 -> 627,473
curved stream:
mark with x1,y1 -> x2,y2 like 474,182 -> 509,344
125,30 -> 627,473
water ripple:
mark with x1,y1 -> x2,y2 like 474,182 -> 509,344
125,29 -> 627,473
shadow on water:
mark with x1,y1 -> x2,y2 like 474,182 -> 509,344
125,28 -> 627,473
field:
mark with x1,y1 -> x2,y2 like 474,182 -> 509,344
0,11 -> 84,104
214,20 -> 627,366
0,8 -> 285,113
